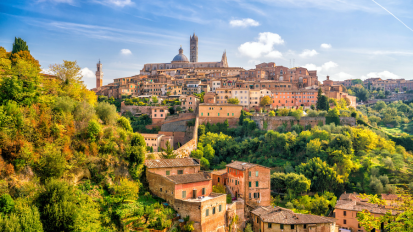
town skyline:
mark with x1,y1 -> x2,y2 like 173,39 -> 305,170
1,0 -> 413,88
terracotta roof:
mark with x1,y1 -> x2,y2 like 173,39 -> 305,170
381,194 -> 399,201
145,158 -> 200,169
210,169 -> 227,175
251,206 -> 335,224
166,172 -> 211,184
335,200 -> 397,215
226,161 -> 256,170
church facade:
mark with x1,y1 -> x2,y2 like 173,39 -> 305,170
140,33 -> 228,75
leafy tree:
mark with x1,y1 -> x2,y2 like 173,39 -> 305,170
117,116 -> 133,132
260,96 -> 272,106
87,119 -> 101,142
151,96 -> 158,103
37,144 -> 67,180
296,157 -> 343,192
12,37 -> 29,54
200,157 -> 210,170
268,110 -> 275,116
212,184 -> 226,193
113,178 -> 139,201
310,194 -> 330,215
0,194 -> 14,213
161,141 -> 176,159
227,98 -> 239,104
95,101 -> 118,125
244,223 -> 253,232
203,144 -> 215,160
326,108 -> 340,117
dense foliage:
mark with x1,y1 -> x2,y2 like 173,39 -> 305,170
0,43 -> 177,231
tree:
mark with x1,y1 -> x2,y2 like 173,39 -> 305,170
87,119 -> 101,142
260,96 -> 272,106
200,157 -> 210,170
316,89 -> 329,111
227,98 -> 239,104
151,95 -> 158,103
12,37 -> 29,54
37,179 -> 101,232
296,157 -> 343,192
161,141 -> 176,159
0,194 -> 14,213
113,178 -> 139,201
268,110 -> 275,116
95,101 -> 118,125
117,116 -> 133,132
212,183 -> 226,193
244,223 -> 253,232
203,144 -> 215,160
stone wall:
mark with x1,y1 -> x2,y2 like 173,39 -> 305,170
199,117 -> 239,127
251,116 -> 356,131
120,104 -> 154,115
146,117 -> 199,159
226,199 -> 245,231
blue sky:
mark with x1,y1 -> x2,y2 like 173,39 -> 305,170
1,0 -> 413,88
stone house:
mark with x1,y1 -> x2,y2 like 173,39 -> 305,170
141,133 -> 173,152
145,158 -> 227,232
180,95 -> 200,111
226,161 -> 271,207
251,206 -> 337,232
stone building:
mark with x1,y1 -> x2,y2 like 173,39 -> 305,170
96,60 -> 103,88
151,107 -> 168,124
270,89 -> 318,109
145,158 -> 227,232
251,206 -> 337,232
333,192 -> 397,232
198,103 -> 243,126
181,94 -> 200,111
141,133 -> 173,152
226,161 -> 271,207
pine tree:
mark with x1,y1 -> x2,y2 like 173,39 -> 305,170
12,37 -> 29,54
161,141 -> 176,159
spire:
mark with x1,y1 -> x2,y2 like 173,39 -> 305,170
179,45 -> 183,54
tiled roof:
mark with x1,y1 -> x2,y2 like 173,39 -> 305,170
226,161 -> 256,170
381,194 -> 399,201
335,200 -> 397,215
210,169 -> 227,175
145,158 -> 200,169
251,206 -> 335,224
166,172 -> 211,184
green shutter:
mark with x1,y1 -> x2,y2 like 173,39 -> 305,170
256,181 -> 259,187
249,182 -> 251,187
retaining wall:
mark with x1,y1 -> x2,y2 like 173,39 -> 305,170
251,116 -> 356,130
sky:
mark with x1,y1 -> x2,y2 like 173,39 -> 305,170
1,0 -> 413,88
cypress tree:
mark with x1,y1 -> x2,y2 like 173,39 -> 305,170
12,37 -> 29,54
316,88 -> 323,110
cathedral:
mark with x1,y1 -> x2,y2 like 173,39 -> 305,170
140,33 -> 228,75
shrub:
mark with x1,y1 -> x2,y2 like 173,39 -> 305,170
0,194 -> 14,213
226,194 -> 232,204
87,120 -> 102,142
285,202 -> 294,209
95,101 -> 118,125
54,96 -> 76,113
113,178 -> 139,201
117,116 -> 133,132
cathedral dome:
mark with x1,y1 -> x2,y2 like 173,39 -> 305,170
172,46 -> 189,63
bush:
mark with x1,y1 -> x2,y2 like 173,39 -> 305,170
113,178 -> 140,201
285,202 -> 294,209
95,101 -> 118,125
0,194 -> 14,213
37,145 -> 67,180
226,194 -> 232,204
117,116 -> 133,132
54,96 -> 76,113
87,119 -> 101,142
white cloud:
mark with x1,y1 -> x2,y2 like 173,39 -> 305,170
265,50 -> 283,59
303,61 -> 338,73
81,67 -> 95,78
94,0 -> 134,7
230,18 -> 260,27
120,49 -> 132,55
361,71 -> 399,80
321,43 -> 332,49
331,72 -> 354,81
321,61 -> 338,70
299,49 -> 318,58
238,32 -> 284,59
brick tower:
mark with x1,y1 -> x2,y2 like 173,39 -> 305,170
96,60 -> 103,88
190,33 -> 198,62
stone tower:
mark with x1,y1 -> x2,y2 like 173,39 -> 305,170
96,60 -> 103,88
221,50 -> 228,67
190,33 -> 198,62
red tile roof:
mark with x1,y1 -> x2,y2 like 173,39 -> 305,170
165,172 -> 211,184
251,206 -> 335,224
335,200 -> 397,215
145,158 -> 200,169
226,161 -> 270,170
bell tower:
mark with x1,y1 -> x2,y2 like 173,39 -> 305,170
190,33 -> 198,62
96,60 -> 103,88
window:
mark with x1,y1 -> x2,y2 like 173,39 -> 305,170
202,188 -> 206,195
268,223 -> 272,228
249,193 -> 251,198
249,171 -> 251,177
232,113 -> 234,116
206,209 -> 209,216
291,225 -> 295,229
178,170 -> 183,174
235,180 -> 237,185
227,113 -> 229,116
344,219 -> 347,224
249,182 -> 251,187
160,188 -> 162,192
256,181 -> 259,187
218,113 -> 220,116
182,191 -> 186,199
219,205 -> 222,212
256,217 -> 259,223
212,207 -> 216,214
304,224 -> 307,229
201,113 -> 203,116
280,224 -> 284,229
358,224 -> 361,228
256,171 -> 259,177
166,171 -> 170,175
218,177 -> 220,183
208,113 -> 210,116
343,211 -> 346,216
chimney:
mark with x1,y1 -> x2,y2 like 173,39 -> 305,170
327,76 -> 330,80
